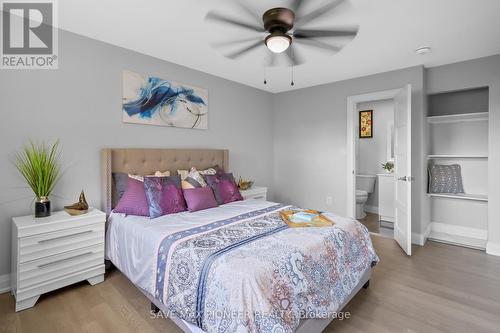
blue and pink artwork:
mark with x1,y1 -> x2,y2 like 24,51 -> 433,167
122,70 -> 208,129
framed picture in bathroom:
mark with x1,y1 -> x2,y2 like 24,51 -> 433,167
359,110 -> 373,138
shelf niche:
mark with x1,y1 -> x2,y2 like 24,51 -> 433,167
426,86 -> 489,250
428,87 -> 489,117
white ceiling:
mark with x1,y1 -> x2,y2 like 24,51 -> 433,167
59,0 -> 500,93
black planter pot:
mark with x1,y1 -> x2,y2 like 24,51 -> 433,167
35,197 -> 51,218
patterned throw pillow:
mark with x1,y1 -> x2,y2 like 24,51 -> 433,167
429,164 -> 465,194
113,177 -> 150,216
129,170 -> 170,182
144,175 -> 187,218
177,166 -> 220,181
205,173 -> 243,205
181,167 -> 209,189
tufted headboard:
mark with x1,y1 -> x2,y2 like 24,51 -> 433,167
101,148 -> 229,216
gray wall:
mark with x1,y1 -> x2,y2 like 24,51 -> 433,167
0,30 -> 274,276
272,66 -> 428,237
426,54 -> 500,253
1,29 -> 499,278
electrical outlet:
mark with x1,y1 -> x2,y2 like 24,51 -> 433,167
326,196 -> 333,206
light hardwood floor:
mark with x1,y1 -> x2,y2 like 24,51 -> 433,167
358,213 -> 380,233
1,236 -> 500,333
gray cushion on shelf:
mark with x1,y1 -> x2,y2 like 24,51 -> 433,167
429,164 -> 465,194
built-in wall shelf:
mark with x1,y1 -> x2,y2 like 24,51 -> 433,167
427,154 -> 488,159
427,112 -> 488,124
426,87 -> 489,251
428,193 -> 488,202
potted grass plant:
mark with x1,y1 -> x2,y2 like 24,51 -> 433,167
15,140 -> 61,217
381,161 -> 394,174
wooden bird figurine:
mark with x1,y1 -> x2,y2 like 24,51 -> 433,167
64,190 -> 89,215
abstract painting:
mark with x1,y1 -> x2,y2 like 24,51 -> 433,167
122,70 -> 208,129
359,110 -> 373,138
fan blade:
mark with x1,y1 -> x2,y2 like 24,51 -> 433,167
295,0 -> 346,27
294,38 -> 341,52
236,1 -> 261,25
226,40 -> 263,59
294,28 -> 358,39
290,0 -> 306,15
284,45 -> 305,66
211,37 -> 262,49
206,12 -> 265,33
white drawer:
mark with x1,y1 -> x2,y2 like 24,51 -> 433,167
240,187 -> 268,201
246,193 -> 267,200
17,243 -> 104,290
19,223 -> 104,263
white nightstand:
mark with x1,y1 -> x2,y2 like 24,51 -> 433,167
11,208 -> 106,312
240,186 -> 268,201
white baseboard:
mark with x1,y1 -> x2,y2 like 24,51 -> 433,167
0,274 -> 10,294
411,223 -> 432,246
364,205 -> 379,215
411,233 -> 424,246
486,242 -> 500,256
427,222 -> 487,250
430,222 -> 487,240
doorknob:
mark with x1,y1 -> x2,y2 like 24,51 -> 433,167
397,176 -> 415,181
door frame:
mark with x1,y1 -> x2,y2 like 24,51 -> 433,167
346,88 -> 402,218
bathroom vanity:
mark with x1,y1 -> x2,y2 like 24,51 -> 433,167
378,174 -> 395,227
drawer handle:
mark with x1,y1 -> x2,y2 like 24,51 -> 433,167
253,196 -> 265,199
38,230 -> 94,244
37,251 -> 94,268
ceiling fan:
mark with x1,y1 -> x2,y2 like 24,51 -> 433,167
206,0 -> 359,66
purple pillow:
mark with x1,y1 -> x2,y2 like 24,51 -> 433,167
144,176 -> 187,218
114,177 -> 150,216
205,173 -> 243,205
183,187 -> 218,212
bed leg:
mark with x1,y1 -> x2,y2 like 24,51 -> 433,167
151,302 -> 160,313
363,280 -> 370,289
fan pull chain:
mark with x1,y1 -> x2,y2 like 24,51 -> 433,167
264,66 -> 267,85
291,48 -> 295,86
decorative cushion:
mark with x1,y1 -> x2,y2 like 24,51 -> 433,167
129,170 -> 170,182
112,172 -> 129,201
429,164 -> 465,194
113,171 -> 170,201
205,173 -> 243,205
144,175 -> 187,218
183,187 -> 218,212
114,177 -> 150,216
181,167 -> 209,189
177,166 -> 220,181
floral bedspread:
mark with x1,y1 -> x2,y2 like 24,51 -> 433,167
153,204 -> 379,333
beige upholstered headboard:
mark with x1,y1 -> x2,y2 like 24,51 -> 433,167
101,148 -> 229,216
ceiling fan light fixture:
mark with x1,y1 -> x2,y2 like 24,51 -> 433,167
265,32 -> 291,53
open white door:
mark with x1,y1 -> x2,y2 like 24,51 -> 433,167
393,84 -> 412,255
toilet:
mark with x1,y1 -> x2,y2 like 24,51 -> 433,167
356,174 -> 376,219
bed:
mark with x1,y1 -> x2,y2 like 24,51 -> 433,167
101,148 -> 378,333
